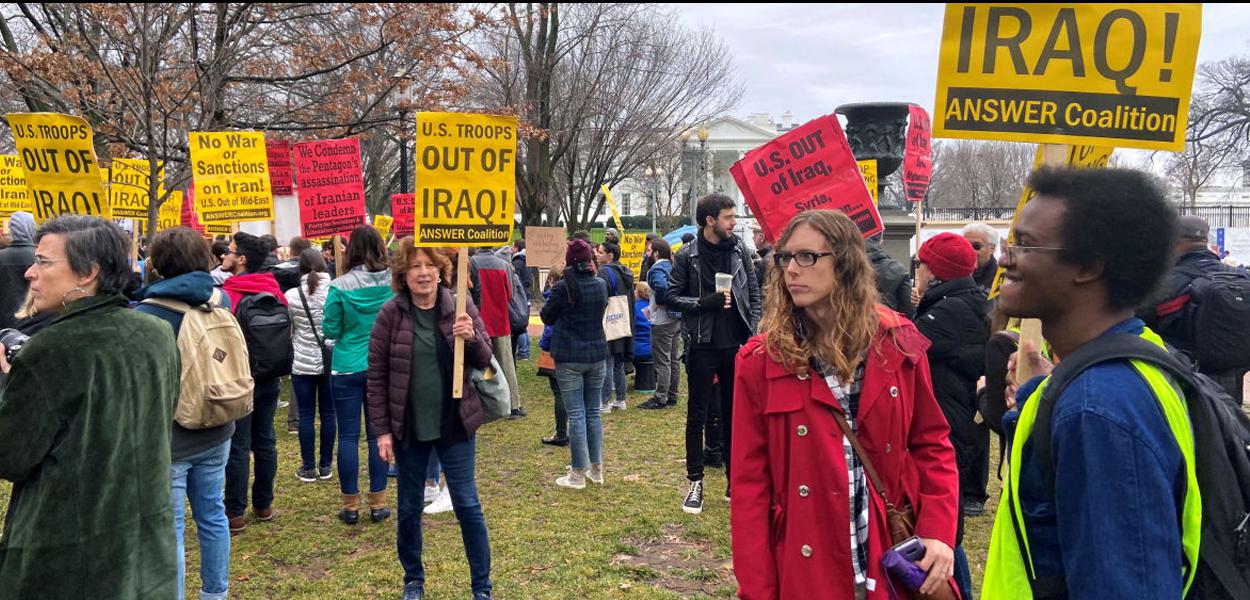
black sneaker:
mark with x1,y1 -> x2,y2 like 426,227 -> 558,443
704,453 -> 724,469
639,398 -> 667,410
682,480 -> 705,514
509,407 -> 528,419
541,434 -> 570,447
665,398 -> 678,406
401,581 -> 424,600
318,465 -> 333,480
296,467 -> 317,483
961,499 -> 985,517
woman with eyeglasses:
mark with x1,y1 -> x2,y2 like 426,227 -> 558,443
731,210 -> 959,600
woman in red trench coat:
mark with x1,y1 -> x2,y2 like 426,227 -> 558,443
731,210 -> 960,600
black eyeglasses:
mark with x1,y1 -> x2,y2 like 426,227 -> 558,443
1002,243 -> 1066,261
773,251 -> 834,268
970,242 -> 986,251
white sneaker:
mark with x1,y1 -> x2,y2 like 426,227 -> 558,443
423,487 -> 453,514
423,483 -> 440,504
609,400 -> 626,411
600,402 -> 613,414
587,463 -> 604,485
556,468 -> 587,489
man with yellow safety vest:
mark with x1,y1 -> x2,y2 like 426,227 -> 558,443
984,167 -> 1201,599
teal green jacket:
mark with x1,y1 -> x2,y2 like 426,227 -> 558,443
0,294 -> 179,599
323,267 -> 393,374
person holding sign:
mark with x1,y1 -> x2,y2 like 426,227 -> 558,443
667,194 -> 761,514
731,210 -> 959,600
367,238 -> 494,600
0,216 -> 181,598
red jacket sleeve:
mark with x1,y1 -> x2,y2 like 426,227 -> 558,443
907,349 -> 960,546
731,341 -> 779,600
367,301 -> 395,437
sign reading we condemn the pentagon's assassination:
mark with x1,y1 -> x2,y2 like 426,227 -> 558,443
413,112 -> 517,247
934,4 -> 1201,151
293,138 -> 366,238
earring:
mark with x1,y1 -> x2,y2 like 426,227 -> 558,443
61,286 -> 87,309
436,277 -> 442,283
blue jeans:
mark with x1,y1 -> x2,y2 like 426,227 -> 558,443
426,453 -> 441,484
293,374 -> 336,470
173,440 -> 231,600
225,377 -> 280,514
331,372 -> 389,495
395,437 -> 491,595
600,354 -> 627,404
954,545 -> 973,600
556,361 -> 605,469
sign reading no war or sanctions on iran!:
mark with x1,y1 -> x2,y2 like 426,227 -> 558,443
6,113 -> 109,222
293,138 -> 366,238
730,113 -> 883,242
934,4 -> 1202,151
189,131 -> 273,222
413,112 -> 517,246
0,155 -> 32,221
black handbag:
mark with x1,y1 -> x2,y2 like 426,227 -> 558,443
297,284 -> 333,373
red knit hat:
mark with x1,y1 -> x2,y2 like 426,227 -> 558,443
918,232 -> 977,281
566,239 -> 594,266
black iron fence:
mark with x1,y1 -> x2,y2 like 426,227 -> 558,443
919,205 -> 1250,228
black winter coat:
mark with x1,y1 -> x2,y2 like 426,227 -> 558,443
867,241 -> 914,319
914,277 -> 989,422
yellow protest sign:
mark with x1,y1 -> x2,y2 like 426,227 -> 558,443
373,214 -> 394,241
189,131 -> 273,222
412,112 -> 517,246
0,154 -> 32,222
621,233 -> 647,279
6,113 -> 109,222
110,158 -> 164,220
988,144 -> 1114,298
151,191 -> 183,232
601,184 -> 625,233
934,4 -> 1201,151
857,159 -> 879,206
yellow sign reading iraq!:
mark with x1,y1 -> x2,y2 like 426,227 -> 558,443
189,131 -> 273,222
6,113 -> 109,222
413,112 -> 517,247
934,4 -> 1201,151
110,157 -> 165,220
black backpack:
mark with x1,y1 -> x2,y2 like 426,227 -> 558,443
1165,265 -> 1250,373
235,291 -> 294,380
1026,333 -> 1250,599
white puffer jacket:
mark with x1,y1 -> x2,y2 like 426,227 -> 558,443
284,272 -> 332,375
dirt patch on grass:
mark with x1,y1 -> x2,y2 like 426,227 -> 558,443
614,523 -> 735,598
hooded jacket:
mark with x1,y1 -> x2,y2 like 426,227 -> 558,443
0,294 -> 179,599
0,211 -> 36,330
322,267 -> 393,374
220,271 -> 286,313
134,271 -> 236,461
285,272 -> 332,375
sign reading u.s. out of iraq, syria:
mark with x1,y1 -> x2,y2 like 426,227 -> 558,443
413,112 -> 517,247
934,4 -> 1201,151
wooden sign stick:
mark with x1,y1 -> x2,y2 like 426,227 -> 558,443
333,234 -> 345,277
452,246 -> 469,398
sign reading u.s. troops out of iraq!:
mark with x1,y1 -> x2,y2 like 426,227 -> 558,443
413,112 -> 517,247
934,4 -> 1201,152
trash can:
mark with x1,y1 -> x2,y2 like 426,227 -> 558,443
633,358 -> 656,394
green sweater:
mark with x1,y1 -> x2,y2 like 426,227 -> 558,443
322,267 -> 394,374
0,294 -> 180,599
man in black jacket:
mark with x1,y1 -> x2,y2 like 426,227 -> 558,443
667,194 -> 760,515
866,234 -> 914,318
0,211 -> 36,330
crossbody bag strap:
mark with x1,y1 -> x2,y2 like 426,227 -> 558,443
297,284 -> 326,349
828,406 -> 896,509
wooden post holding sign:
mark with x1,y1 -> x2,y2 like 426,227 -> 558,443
333,234 -> 344,277
411,112 -> 519,398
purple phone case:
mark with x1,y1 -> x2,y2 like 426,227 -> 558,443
882,549 -> 928,590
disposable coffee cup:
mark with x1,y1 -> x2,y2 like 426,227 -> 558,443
715,273 -> 733,293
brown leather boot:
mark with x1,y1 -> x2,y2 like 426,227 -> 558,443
339,493 -> 360,525
368,490 -> 391,523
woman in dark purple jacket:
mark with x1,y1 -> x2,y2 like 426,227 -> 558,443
367,239 -> 494,600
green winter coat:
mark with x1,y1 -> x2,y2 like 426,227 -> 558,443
0,294 -> 180,599
322,267 -> 393,374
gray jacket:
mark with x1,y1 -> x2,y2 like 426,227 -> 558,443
666,235 -> 761,345
284,272 -> 332,375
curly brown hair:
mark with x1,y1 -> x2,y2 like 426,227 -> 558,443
760,210 -> 879,381
391,236 -> 452,295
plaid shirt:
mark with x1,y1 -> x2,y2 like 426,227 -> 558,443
539,270 -> 610,364
815,358 -> 869,587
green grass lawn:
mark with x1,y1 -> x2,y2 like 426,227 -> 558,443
0,350 -> 1000,599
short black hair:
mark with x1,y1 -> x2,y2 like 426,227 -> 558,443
650,237 -> 672,260
600,241 -> 621,262
233,231 -> 270,274
696,194 -> 735,228
1029,166 -> 1177,310
211,239 -> 230,261
514,239 -> 525,251
681,233 -> 695,244
260,234 -> 278,253
572,230 -> 591,242
35,215 -> 133,296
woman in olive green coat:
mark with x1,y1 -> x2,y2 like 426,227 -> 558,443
0,216 -> 180,599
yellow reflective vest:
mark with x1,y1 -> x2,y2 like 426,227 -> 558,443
982,328 -> 1202,599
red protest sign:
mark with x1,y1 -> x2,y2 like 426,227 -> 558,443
267,140 -> 294,196
904,105 -> 932,203
730,114 -> 882,242
293,138 -> 367,238
391,193 -> 415,238
182,183 -> 204,236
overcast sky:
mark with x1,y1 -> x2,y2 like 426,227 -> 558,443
672,3 -> 1250,126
